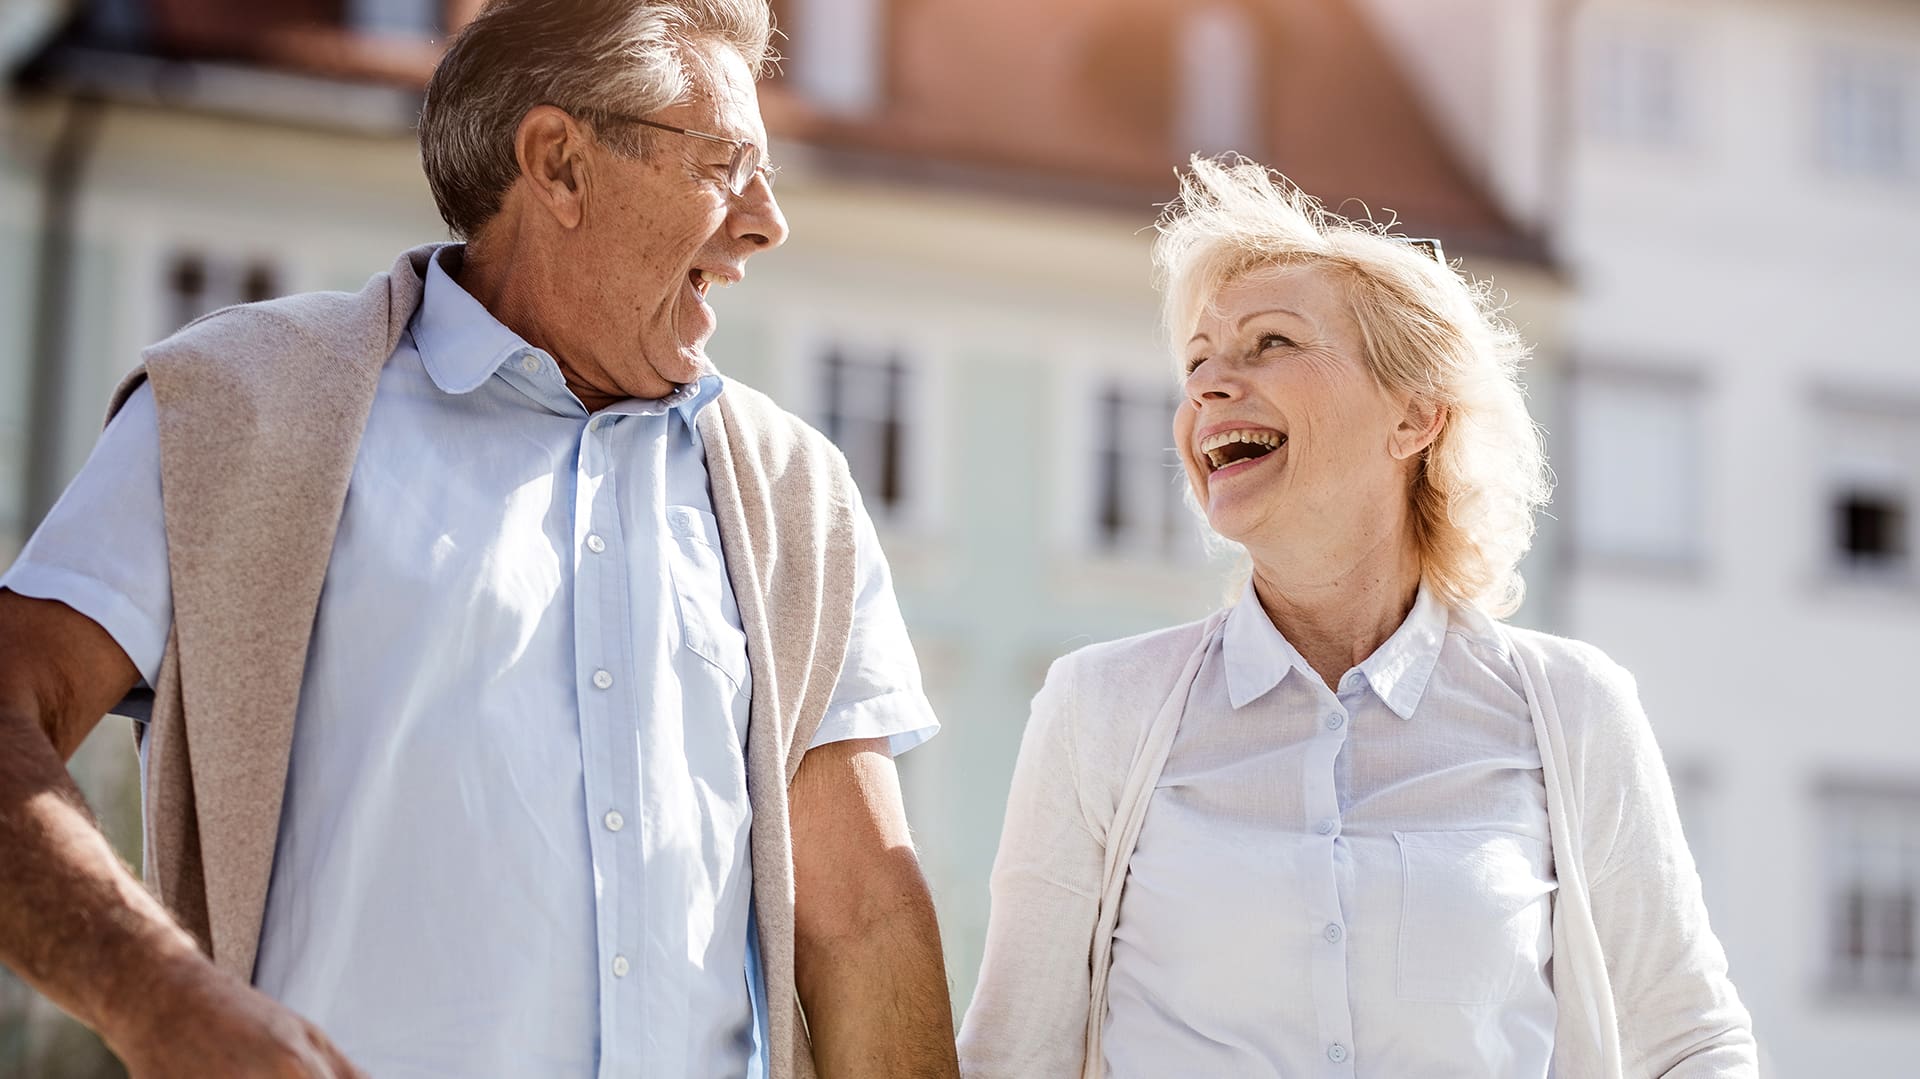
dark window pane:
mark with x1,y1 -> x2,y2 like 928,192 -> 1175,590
242,263 -> 278,304
1837,490 -> 1906,563
1844,887 -> 1870,963
821,350 -> 845,443
879,358 -> 904,509
1096,387 -> 1125,545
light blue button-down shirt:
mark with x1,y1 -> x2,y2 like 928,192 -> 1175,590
2,247 -> 938,1078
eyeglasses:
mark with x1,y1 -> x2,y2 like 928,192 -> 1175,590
602,114 -> 771,197
1403,237 -> 1446,263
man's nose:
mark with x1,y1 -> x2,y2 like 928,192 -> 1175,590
733,174 -> 789,251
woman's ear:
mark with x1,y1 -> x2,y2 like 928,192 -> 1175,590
1389,397 -> 1446,462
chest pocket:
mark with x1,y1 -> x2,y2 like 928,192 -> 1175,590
1395,829 -> 1556,1005
664,506 -> 751,692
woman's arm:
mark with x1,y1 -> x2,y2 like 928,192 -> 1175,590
1578,658 -> 1759,1077
958,657 -> 1107,1078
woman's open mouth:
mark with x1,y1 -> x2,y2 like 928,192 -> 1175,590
1200,428 -> 1286,478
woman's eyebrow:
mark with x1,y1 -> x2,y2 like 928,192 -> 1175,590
1235,307 -> 1307,332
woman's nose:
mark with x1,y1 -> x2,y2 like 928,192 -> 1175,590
1185,364 -> 1239,405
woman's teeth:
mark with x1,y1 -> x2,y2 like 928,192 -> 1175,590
1200,429 -> 1285,471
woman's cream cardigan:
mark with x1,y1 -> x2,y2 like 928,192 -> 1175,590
958,611 -> 1757,1078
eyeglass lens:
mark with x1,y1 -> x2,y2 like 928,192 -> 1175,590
729,142 -> 760,196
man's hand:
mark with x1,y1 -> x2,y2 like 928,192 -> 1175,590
790,737 -> 959,1078
0,590 -> 363,1077
110,957 -> 366,1078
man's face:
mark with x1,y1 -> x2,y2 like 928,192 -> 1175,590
569,40 -> 787,397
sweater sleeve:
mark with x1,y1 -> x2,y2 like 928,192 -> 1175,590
1569,648 -> 1759,1077
958,655 -> 1104,1078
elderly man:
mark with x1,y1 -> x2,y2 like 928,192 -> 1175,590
0,2 -> 959,1076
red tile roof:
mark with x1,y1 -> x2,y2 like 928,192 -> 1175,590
23,0 -> 1541,259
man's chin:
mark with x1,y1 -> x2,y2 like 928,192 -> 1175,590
668,344 -> 715,384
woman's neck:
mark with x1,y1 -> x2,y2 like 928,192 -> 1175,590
1248,534 -> 1423,692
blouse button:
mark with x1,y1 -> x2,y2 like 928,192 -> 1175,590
1325,713 -> 1346,730
1323,923 -> 1343,943
1328,1043 -> 1349,1063
1316,818 -> 1338,836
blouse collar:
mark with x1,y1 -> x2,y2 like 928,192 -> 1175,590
1221,577 -> 1449,720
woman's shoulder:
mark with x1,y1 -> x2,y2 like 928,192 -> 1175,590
1046,614 -> 1220,694
1499,624 -> 1640,700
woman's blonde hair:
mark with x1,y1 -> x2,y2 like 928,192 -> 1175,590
1153,155 -> 1550,617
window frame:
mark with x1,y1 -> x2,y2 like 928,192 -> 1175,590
1057,361 -> 1209,568
1562,361 -> 1710,576
1813,386 -> 1920,591
790,320 -> 946,536
1811,47 -> 1917,183
1817,778 -> 1920,1002
1581,20 -> 1693,149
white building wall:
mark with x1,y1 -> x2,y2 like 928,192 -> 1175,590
1561,3 -> 1920,1071
1368,0 -> 1920,1071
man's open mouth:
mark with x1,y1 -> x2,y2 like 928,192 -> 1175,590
689,268 -> 729,300
1200,428 -> 1286,473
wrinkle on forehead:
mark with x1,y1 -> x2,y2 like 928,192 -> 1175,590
1193,265 -> 1352,342
667,39 -> 762,138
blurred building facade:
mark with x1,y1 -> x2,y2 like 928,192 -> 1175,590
1365,0 -> 1920,1072
8,0 -> 1907,1075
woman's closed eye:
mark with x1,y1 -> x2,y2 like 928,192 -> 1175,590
1185,334 -> 1295,375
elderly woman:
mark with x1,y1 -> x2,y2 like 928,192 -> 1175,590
957,158 -> 1756,1078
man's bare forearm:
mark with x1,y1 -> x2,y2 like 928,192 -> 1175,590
795,854 -> 959,1078
0,707 -> 206,1050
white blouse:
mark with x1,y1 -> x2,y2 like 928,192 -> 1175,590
1101,581 -> 1558,1077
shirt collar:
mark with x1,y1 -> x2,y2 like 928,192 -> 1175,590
1221,578 -> 1450,720
411,244 -> 722,422
413,245 -> 531,396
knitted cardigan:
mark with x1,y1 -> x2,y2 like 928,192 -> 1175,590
958,613 -> 1759,1078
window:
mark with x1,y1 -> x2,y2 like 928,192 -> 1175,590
1585,31 -> 1686,146
1819,394 -> 1920,583
348,0 -> 442,36
1176,3 -> 1260,155
1090,381 -> 1198,561
1567,368 -> 1705,568
818,344 -> 913,519
1822,784 -> 1920,998
164,251 -> 280,334
787,0 -> 885,115
1816,53 -> 1914,180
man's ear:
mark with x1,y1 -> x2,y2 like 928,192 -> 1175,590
513,105 -> 592,230
1389,395 -> 1446,462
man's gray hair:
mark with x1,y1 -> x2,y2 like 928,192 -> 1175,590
419,0 -> 774,239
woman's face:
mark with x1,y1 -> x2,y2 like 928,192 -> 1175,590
1173,265 -> 1427,565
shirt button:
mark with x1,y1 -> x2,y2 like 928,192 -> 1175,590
604,810 -> 625,832
519,354 -> 539,374
1324,923 -> 1343,943
586,533 -> 607,554
1316,818 -> 1338,836
592,669 -> 613,690
611,955 -> 629,977
1325,713 -> 1346,730
1328,1043 -> 1349,1063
